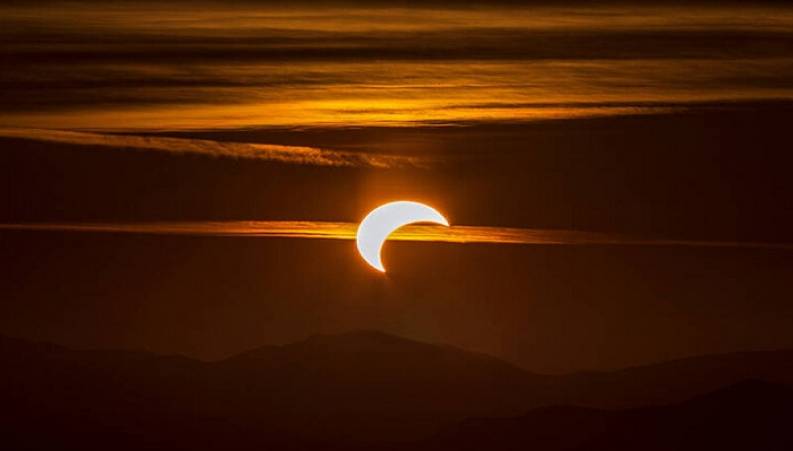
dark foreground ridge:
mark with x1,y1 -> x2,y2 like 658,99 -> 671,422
2,331 -> 792,450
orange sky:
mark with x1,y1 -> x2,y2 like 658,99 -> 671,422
3,1 -> 793,373
1,3 -> 792,130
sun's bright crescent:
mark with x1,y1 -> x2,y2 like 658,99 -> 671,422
356,201 -> 449,272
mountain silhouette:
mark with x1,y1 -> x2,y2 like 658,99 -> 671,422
0,331 -> 552,449
549,346 -> 793,408
2,331 -> 792,450
424,380 -> 793,451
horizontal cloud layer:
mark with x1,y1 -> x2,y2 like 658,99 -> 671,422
1,3 -> 792,129
2,221 -> 791,250
0,129 -> 428,168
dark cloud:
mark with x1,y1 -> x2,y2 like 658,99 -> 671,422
4,28 -> 793,62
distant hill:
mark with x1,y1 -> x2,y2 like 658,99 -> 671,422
2,331 -> 792,450
423,380 -> 793,451
0,331 -> 553,449
548,346 -> 793,408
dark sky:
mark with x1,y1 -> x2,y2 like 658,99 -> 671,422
1,1 -> 793,373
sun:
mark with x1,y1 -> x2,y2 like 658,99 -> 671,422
355,201 -> 449,272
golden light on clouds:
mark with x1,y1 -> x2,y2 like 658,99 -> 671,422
1,4 -> 792,131
0,129 -> 428,168
2,221 -> 791,251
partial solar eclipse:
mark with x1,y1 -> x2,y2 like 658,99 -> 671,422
356,201 -> 449,272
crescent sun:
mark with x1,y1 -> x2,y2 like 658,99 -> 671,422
356,201 -> 449,272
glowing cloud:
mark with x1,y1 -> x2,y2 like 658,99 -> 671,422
0,129 -> 429,168
1,221 -> 791,251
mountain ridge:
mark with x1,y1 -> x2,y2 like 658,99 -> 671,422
2,330 -> 793,450
423,379 -> 793,451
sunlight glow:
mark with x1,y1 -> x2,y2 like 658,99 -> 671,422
356,201 -> 449,272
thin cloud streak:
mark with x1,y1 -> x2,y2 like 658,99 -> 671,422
2,221 -> 792,251
0,129 -> 428,168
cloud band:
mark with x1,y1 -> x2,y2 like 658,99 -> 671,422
2,221 -> 791,250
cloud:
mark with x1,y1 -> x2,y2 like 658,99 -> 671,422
0,129 -> 428,168
2,221 -> 791,250
1,3 -> 793,129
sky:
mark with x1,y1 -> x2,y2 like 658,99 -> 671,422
3,2 -> 793,129
1,1 -> 793,373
